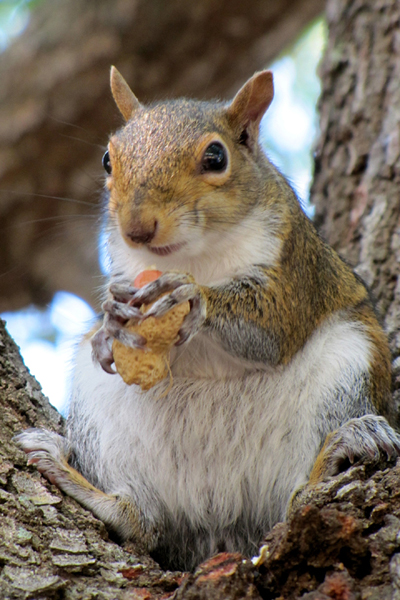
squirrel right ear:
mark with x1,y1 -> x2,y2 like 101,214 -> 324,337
110,66 -> 141,121
227,71 -> 274,131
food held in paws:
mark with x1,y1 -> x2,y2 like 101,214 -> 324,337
113,270 -> 190,389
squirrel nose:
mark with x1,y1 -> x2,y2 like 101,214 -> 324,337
126,221 -> 157,245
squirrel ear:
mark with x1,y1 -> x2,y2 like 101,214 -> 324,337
227,71 -> 274,129
110,66 -> 141,121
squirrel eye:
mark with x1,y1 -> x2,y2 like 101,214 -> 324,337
201,142 -> 227,172
102,151 -> 112,174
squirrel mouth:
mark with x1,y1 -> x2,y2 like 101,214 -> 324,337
149,242 -> 186,256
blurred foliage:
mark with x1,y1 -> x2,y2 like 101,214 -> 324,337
0,0 -> 43,49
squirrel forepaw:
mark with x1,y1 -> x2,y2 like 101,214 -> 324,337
134,271 -> 206,345
91,325 -> 115,373
309,415 -> 400,484
91,279 -> 149,373
91,312 -> 147,374
92,272 -> 206,373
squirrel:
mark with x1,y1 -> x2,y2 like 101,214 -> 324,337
15,66 -> 400,571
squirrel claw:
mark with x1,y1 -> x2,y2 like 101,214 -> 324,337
109,282 -> 137,302
91,315 -> 147,374
131,272 -> 195,307
91,327 -> 116,373
176,294 -> 205,345
309,415 -> 400,484
102,300 -> 142,321
99,356 -> 117,375
144,283 -> 199,319
133,272 -> 207,346
111,323 -> 147,350
142,282 -> 206,344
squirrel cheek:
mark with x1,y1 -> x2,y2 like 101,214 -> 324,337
107,191 -> 119,216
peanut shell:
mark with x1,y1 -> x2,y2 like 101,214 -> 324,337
113,300 -> 190,390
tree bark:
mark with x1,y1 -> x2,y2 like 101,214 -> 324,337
3,0 -> 400,597
0,0 -> 324,313
311,0 -> 400,418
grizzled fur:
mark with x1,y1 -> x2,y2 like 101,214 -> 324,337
15,68 -> 400,572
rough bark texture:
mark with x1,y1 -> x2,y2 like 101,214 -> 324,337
0,0 -> 324,313
310,0 -> 400,415
257,457 -> 400,599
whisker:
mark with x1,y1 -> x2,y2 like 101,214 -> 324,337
71,168 -> 107,190
2,214 -> 99,230
49,116 -> 106,142
59,133 -> 105,149
0,190 -> 96,208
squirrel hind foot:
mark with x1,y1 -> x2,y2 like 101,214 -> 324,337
14,427 -> 154,548
308,415 -> 400,485
14,428 -> 71,466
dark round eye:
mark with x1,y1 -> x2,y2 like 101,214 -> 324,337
202,142 -> 227,172
102,150 -> 112,174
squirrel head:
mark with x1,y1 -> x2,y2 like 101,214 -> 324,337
104,67 -> 274,258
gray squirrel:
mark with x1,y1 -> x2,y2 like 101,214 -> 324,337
16,67 -> 400,571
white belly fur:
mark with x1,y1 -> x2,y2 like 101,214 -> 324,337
67,312 -> 372,533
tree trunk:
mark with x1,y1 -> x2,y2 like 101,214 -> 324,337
3,0 -> 400,597
0,0 -> 324,313
311,0 -> 400,418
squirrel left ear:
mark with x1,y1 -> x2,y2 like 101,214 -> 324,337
110,66 -> 142,121
227,71 -> 274,133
